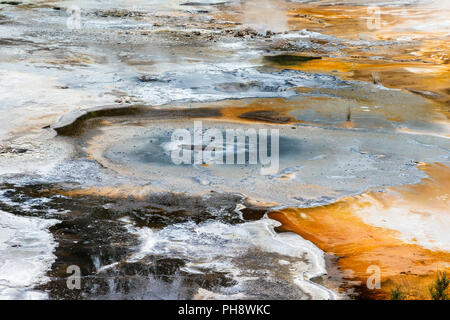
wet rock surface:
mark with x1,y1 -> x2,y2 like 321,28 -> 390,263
1,183 -> 327,300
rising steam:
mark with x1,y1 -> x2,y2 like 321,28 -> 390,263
242,0 -> 288,33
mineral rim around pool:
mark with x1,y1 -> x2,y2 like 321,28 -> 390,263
0,0 -> 449,299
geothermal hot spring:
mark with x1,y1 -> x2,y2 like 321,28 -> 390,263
0,0 -> 449,300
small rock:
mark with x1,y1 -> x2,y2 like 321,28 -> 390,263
0,146 -> 28,154
265,30 -> 275,38
269,39 -> 295,51
234,30 -> 246,37
138,75 -> 159,82
234,27 -> 258,38
114,96 -> 133,104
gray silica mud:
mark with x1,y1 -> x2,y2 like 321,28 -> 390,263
128,65 -> 348,104
85,118 -> 450,206
0,0 -> 449,300
105,132 -> 300,168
